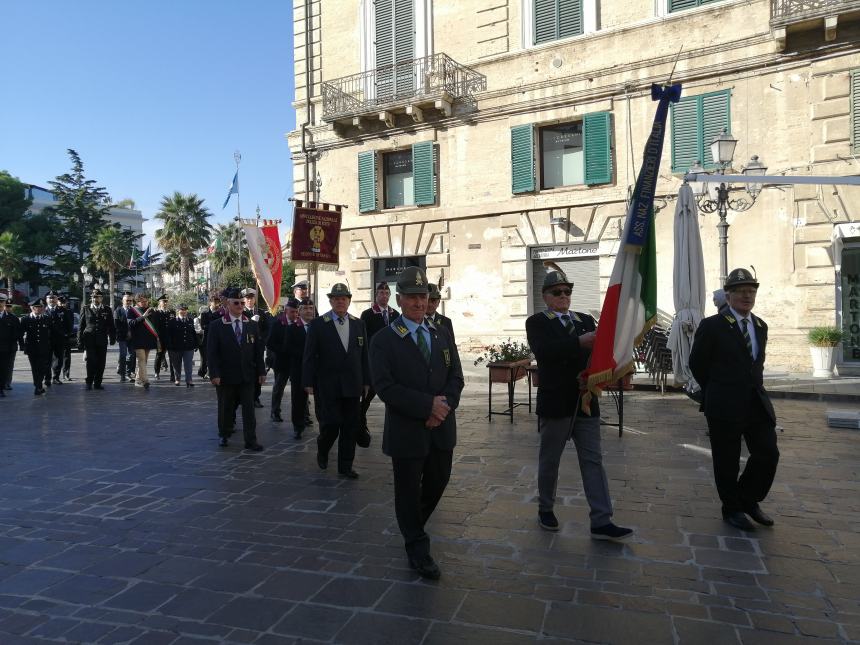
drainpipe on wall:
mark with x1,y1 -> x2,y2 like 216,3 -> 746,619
300,0 -> 319,303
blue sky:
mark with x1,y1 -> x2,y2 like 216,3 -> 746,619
1,1 -> 295,248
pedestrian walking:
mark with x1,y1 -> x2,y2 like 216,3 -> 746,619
44,290 -> 70,385
0,292 -> 22,395
689,268 -> 779,531
207,287 -> 266,451
20,298 -> 53,396
57,295 -> 75,380
167,303 -> 198,387
114,292 -> 136,382
77,289 -> 116,390
525,269 -> 633,541
266,297 -> 300,423
302,283 -> 370,479
369,266 -> 464,580
287,298 -> 316,439
127,293 -> 159,389
242,287 -> 272,408
359,281 -> 399,432
197,294 -> 222,378
152,294 -> 176,382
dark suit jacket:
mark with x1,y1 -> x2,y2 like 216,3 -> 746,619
244,307 -> 272,341
266,317 -> 292,373
199,308 -> 222,346
427,312 -> 455,344
152,308 -> 174,348
0,312 -> 23,353
302,312 -> 370,402
689,311 -> 776,423
78,305 -> 116,347
526,309 -> 598,419
370,316 -> 464,459
360,305 -> 399,339
21,315 -> 53,355
286,321 -> 309,382
114,305 -> 132,341
166,316 -> 198,352
127,307 -> 160,351
206,315 -> 265,385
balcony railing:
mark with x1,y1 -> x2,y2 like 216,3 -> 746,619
321,53 -> 487,122
771,0 -> 860,25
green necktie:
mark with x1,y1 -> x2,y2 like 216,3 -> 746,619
741,318 -> 753,359
416,327 -> 431,364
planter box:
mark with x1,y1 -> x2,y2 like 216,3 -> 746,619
810,346 -> 836,378
488,359 -> 531,383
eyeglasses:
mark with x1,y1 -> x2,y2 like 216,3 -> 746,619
549,289 -> 572,297
732,288 -> 758,297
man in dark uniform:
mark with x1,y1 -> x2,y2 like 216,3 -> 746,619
292,279 -> 310,302
525,270 -> 633,541
78,289 -> 116,390
287,298 -> 316,439
152,294 -> 176,381
57,295 -> 75,380
359,282 -> 399,432
21,298 -> 53,395
114,292 -> 136,382
690,268 -> 779,531
44,290 -> 70,385
0,292 -> 22,396
266,297 -> 300,422
302,283 -> 370,479
197,294 -> 222,378
370,266 -> 464,580
426,283 -> 455,344
208,287 -> 266,451
243,287 -> 272,408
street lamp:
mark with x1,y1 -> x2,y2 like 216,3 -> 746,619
688,129 -> 767,285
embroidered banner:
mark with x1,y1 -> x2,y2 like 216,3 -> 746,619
241,219 -> 283,315
291,202 -> 342,268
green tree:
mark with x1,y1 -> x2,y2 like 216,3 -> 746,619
0,171 -> 32,231
113,198 -> 136,209
154,192 -> 213,289
91,224 -> 133,307
0,232 -> 25,291
218,265 -> 255,291
45,149 -> 112,279
163,250 -> 182,275
209,222 -> 248,273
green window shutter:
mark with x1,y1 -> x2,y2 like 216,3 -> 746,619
583,111 -> 612,185
701,91 -> 730,168
671,97 -> 702,173
412,141 -> 436,206
534,0 -> 557,45
358,151 -> 377,213
393,0 -> 415,96
668,0 -> 699,12
375,0 -> 394,100
558,0 -> 583,39
511,125 -> 535,194
850,69 -> 860,154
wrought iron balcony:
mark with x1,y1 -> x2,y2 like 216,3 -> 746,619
321,53 -> 487,128
771,0 -> 860,29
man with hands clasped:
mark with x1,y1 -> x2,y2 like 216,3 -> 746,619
369,266 -> 464,580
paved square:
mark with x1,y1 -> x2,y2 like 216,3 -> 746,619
1,356 -> 858,643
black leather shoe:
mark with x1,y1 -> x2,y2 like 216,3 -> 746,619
305,416 -> 314,426
186,382 -> 195,388
294,429 -> 303,440
85,383 -> 92,391
52,378 -> 62,385
317,450 -> 328,470
244,442 -> 265,452
408,554 -> 441,580
94,384 -> 104,390
271,414 -> 283,423
744,505 -> 774,527
338,469 -> 359,479
219,437 -> 229,447
723,511 -> 755,531
254,399 -> 264,409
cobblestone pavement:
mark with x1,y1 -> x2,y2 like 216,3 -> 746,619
1,352 -> 858,644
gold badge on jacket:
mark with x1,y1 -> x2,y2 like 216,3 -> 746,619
358,336 -> 364,346
442,348 -> 451,367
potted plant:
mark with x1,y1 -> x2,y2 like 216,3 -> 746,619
807,326 -> 843,378
474,339 -> 533,383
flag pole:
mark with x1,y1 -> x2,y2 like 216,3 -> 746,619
234,150 -> 242,219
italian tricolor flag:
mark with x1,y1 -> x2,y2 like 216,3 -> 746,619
581,84 -> 681,413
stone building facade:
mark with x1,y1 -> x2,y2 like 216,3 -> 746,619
288,0 -> 860,374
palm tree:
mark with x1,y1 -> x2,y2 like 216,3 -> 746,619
154,192 -> 213,289
209,222 -> 248,273
91,225 -> 132,307
0,232 -> 25,292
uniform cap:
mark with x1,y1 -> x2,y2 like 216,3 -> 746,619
0,293 -> 8,302
221,287 -> 242,300
396,266 -> 429,295
292,280 -> 309,290
242,288 -> 257,297
542,271 -> 573,292
326,283 -> 352,298
375,281 -> 390,291
58,295 -> 68,303
285,297 -> 300,308
299,297 -> 314,307
178,303 -> 188,310
121,291 -> 133,296
157,293 -> 168,301
91,289 -> 104,296
30,298 -> 46,307
46,289 -> 59,297
428,283 -> 441,299
724,268 -> 759,290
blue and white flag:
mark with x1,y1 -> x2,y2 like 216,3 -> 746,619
140,242 -> 151,268
222,171 -> 239,209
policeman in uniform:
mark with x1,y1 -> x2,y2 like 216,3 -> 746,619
690,268 -> 778,531
266,297 -> 300,422
243,287 -> 272,408
525,270 -> 633,541
207,287 -> 266,451
44,290 -> 70,384
57,295 -> 75,380
369,266 -> 463,579
153,294 -> 175,381
21,298 -> 53,395
291,279 -> 310,302
359,282 -> 399,432
287,298 -> 316,439
114,291 -> 136,382
0,292 -> 22,395
78,288 -> 117,390
426,283 -> 455,344
197,294 -> 222,378
302,283 -> 370,479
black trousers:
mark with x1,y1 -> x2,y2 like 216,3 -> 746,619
83,339 -> 108,386
28,351 -> 52,388
62,344 -> 71,377
290,378 -> 310,431
155,349 -> 179,381
0,351 -> 15,387
317,396 -> 360,472
217,382 -> 257,445
271,369 -> 289,414
391,447 -> 453,559
50,342 -> 66,379
707,399 -> 779,514
359,386 -> 376,429
198,339 -> 208,377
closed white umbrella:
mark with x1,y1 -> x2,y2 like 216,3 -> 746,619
668,183 -> 706,386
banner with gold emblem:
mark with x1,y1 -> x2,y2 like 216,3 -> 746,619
291,201 -> 342,268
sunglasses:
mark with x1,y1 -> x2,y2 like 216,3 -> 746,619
549,289 -> 572,297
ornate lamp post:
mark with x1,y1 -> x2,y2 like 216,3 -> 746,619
80,265 -> 90,307
688,129 -> 767,285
